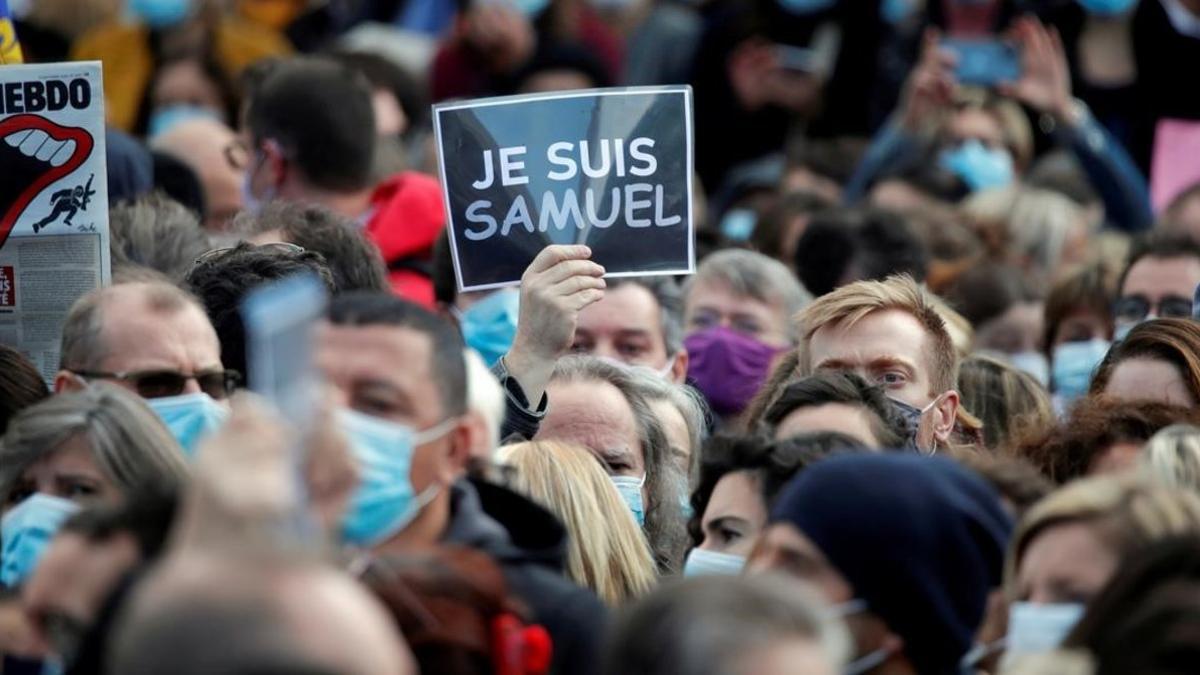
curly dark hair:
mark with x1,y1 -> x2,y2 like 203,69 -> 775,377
1014,396 -> 1200,483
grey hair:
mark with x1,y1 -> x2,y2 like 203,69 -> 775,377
609,276 -> 686,357
109,193 -> 212,282
625,366 -> 709,485
604,574 -> 850,675
60,281 -> 204,371
685,249 -> 812,340
0,382 -> 189,507
551,356 -> 690,575
1142,424 -> 1200,492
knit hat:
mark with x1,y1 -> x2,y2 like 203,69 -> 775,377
770,454 -> 1013,675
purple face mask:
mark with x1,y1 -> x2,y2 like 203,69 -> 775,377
684,326 -> 786,417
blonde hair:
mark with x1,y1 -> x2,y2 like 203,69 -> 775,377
796,274 -> 958,393
1005,475 -> 1200,598
963,186 -> 1089,276
1141,425 -> 1200,492
497,441 -> 659,606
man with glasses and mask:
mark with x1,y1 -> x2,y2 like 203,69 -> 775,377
1114,234 -> 1200,340
55,281 -> 238,455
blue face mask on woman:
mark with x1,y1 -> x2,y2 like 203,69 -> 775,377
338,409 -> 457,547
939,139 -> 1015,192
147,393 -> 228,458
1051,338 -> 1111,401
147,104 -> 221,139
128,0 -> 194,28
459,289 -> 520,368
1,494 -> 81,588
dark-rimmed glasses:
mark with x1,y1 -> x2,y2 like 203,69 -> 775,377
72,368 -> 241,399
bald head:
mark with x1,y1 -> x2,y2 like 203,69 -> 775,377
112,554 -> 415,675
151,118 -> 245,232
56,282 -> 223,395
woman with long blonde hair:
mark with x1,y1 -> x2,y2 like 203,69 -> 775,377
497,440 -> 659,606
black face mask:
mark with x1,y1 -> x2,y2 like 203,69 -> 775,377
888,396 -> 935,454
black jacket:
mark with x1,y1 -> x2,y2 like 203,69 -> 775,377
443,479 -> 608,675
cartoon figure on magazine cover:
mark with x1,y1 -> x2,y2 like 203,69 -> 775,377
0,113 -> 94,247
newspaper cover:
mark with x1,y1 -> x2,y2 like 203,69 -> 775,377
0,61 -> 110,382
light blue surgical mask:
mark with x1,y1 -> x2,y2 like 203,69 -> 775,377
1076,0 -> 1137,16
683,548 -> 745,576
128,0 -> 195,29
939,139 -> 1015,192
1051,338 -> 1111,400
1113,320 -> 1136,342
508,0 -> 549,18
1005,602 -> 1085,658
147,393 -> 228,458
881,0 -> 917,24
459,289 -> 520,368
718,209 -> 757,242
338,409 -> 456,547
1,494 -> 81,589
147,104 -> 220,139
1009,351 -> 1050,388
610,474 -> 646,527
776,0 -> 836,16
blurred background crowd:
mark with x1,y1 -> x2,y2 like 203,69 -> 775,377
5,0 -> 1200,674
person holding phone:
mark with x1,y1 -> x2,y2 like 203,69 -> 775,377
843,18 -> 1153,233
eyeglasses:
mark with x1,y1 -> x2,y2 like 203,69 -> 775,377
72,368 -> 241,399
1114,294 -> 1193,324
194,242 -> 306,266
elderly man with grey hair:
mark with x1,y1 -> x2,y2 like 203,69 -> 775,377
572,275 -> 690,383
682,249 -> 812,420
53,280 -> 235,455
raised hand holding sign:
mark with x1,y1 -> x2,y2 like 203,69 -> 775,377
434,86 -> 694,291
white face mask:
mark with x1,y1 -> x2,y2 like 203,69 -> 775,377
683,548 -> 745,576
1004,602 -> 1085,659
826,599 -> 893,675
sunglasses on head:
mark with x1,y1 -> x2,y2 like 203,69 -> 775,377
73,368 -> 241,400
1114,295 -> 1193,324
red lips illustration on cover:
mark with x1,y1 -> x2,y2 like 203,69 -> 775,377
0,114 -> 93,248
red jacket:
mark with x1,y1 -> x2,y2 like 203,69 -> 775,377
365,171 -> 445,308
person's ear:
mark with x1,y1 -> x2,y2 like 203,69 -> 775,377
931,390 -> 959,443
461,410 -> 496,464
436,421 -> 474,485
261,139 -> 288,190
54,370 -> 85,394
669,348 -> 689,384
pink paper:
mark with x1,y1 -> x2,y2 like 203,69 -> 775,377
1152,119 -> 1200,215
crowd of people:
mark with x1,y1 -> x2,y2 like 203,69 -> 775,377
6,0 -> 1200,673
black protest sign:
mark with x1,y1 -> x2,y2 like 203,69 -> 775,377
434,87 -> 694,291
